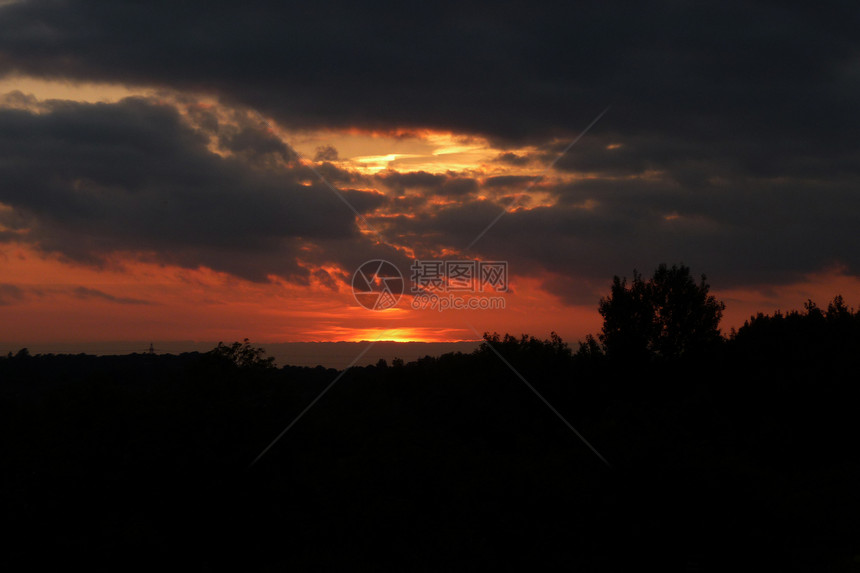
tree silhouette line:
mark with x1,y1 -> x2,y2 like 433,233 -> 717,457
1,263 -> 859,571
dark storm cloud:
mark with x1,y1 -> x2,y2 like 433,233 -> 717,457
0,97 -> 386,282
378,171 -> 443,192
377,167 -> 860,303
492,152 -> 532,167
219,125 -> 295,162
1,0 -> 856,145
185,105 -> 220,134
483,175 -> 543,189
314,161 -> 367,185
0,0 -> 859,298
377,171 -> 478,197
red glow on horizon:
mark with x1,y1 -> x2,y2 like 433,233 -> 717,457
3,242 -> 859,350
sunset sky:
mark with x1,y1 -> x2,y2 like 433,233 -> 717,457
1,1 -> 858,358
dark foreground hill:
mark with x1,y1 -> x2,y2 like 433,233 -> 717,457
2,317 -> 860,571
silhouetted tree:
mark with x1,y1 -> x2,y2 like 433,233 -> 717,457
826,294 -> 853,323
597,270 -> 653,362
598,264 -> 725,361
209,338 -> 275,369
649,263 -> 725,359
574,334 -> 604,362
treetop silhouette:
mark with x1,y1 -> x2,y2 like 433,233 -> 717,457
597,263 -> 725,362
209,338 -> 275,369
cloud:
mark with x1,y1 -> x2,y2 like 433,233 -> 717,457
219,125 -> 296,163
0,0 -> 858,303
314,145 -> 339,162
0,283 -> 24,305
373,163 -> 860,303
0,96 -> 387,282
376,170 -> 478,197
482,175 -> 543,190
0,282 -> 149,306
492,152 -> 532,167
1,0 -> 856,147
72,286 -> 150,305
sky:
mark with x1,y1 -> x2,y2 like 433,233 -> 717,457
1,0 -> 859,356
